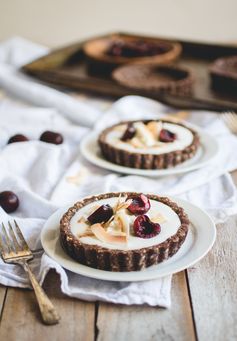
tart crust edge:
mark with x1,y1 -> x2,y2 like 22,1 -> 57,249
60,192 -> 189,272
98,120 -> 200,169
112,64 -> 194,96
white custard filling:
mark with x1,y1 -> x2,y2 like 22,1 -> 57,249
70,197 -> 181,250
105,122 -> 193,154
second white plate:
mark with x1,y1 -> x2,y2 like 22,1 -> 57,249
80,128 -> 219,177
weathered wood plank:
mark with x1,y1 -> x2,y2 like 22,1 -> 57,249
97,272 -> 196,341
187,171 -> 237,341
0,271 -> 95,341
0,286 -> 7,318
187,214 -> 237,341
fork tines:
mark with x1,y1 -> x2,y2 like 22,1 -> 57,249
0,220 -> 31,259
222,112 -> 237,134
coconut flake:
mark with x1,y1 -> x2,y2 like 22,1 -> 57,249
151,213 -> 167,224
115,211 -> 130,242
66,167 -> 89,186
146,121 -> 163,139
91,224 -> 127,244
77,216 -> 87,224
130,137 -> 144,149
134,122 -> 156,147
104,197 -> 132,228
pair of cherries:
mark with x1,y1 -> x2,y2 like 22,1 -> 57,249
7,131 -> 63,145
87,194 -> 161,239
121,123 -> 176,143
128,195 -> 161,238
2,132 -> 63,213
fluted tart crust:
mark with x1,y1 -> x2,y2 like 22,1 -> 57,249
60,192 -> 189,272
98,119 -> 200,169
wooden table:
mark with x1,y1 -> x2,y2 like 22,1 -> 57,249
0,172 -> 236,341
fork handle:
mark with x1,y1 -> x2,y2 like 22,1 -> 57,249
22,262 -> 60,325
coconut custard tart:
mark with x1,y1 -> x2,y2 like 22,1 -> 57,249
98,119 -> 200,170
60,192 -> 189,272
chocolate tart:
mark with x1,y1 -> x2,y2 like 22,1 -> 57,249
98,119 -> 200,169
210,55 -> 237,94
60,192 -> 189,272
83,35 -> 182,72
112,64 -> 194,96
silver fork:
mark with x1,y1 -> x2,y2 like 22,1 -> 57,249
0,220 -> 60,325
222,112 -> 237,134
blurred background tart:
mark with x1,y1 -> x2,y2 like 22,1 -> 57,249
98,119 -> 200,169
83,34 -> 182,73
112,64 -> 194,96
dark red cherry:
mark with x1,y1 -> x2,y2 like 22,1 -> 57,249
127,194 -> 151,215
40,131 -> 63,145
7,134 -> 29,144
107,40 -> 169,57
0,191 -> 19,213
87,204 -> 113,225
133,215 -> 161,238
121,124 -> 136,141
159,129 -> 176,143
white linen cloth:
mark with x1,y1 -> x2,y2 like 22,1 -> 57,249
0,38 -> 237,308
0,37 -> 100,127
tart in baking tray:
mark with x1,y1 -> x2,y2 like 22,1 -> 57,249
83,34 -> 182,67
60,192 -> 189,272
112,64 -> 194,96
98,119 -> 200,169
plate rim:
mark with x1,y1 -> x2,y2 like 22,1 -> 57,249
41,197 -> 216,282
80,126 -> 219,177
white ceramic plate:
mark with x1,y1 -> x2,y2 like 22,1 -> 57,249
80,127 -> 219,177
41,197 -> 216,282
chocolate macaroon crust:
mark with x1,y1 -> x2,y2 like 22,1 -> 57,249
98,119 -> 200,169
60,192 -> 189,272
112,64 -> 194,96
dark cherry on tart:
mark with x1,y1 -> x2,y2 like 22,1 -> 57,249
121,123 -> 136,141
133,215 -> 161,239
60,192 -> 189,272
87,204 -> 113,224
106,39 -> 171,58
159,129 -> 176,142
98,119 -> 200,169
127,194 -> 151,215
